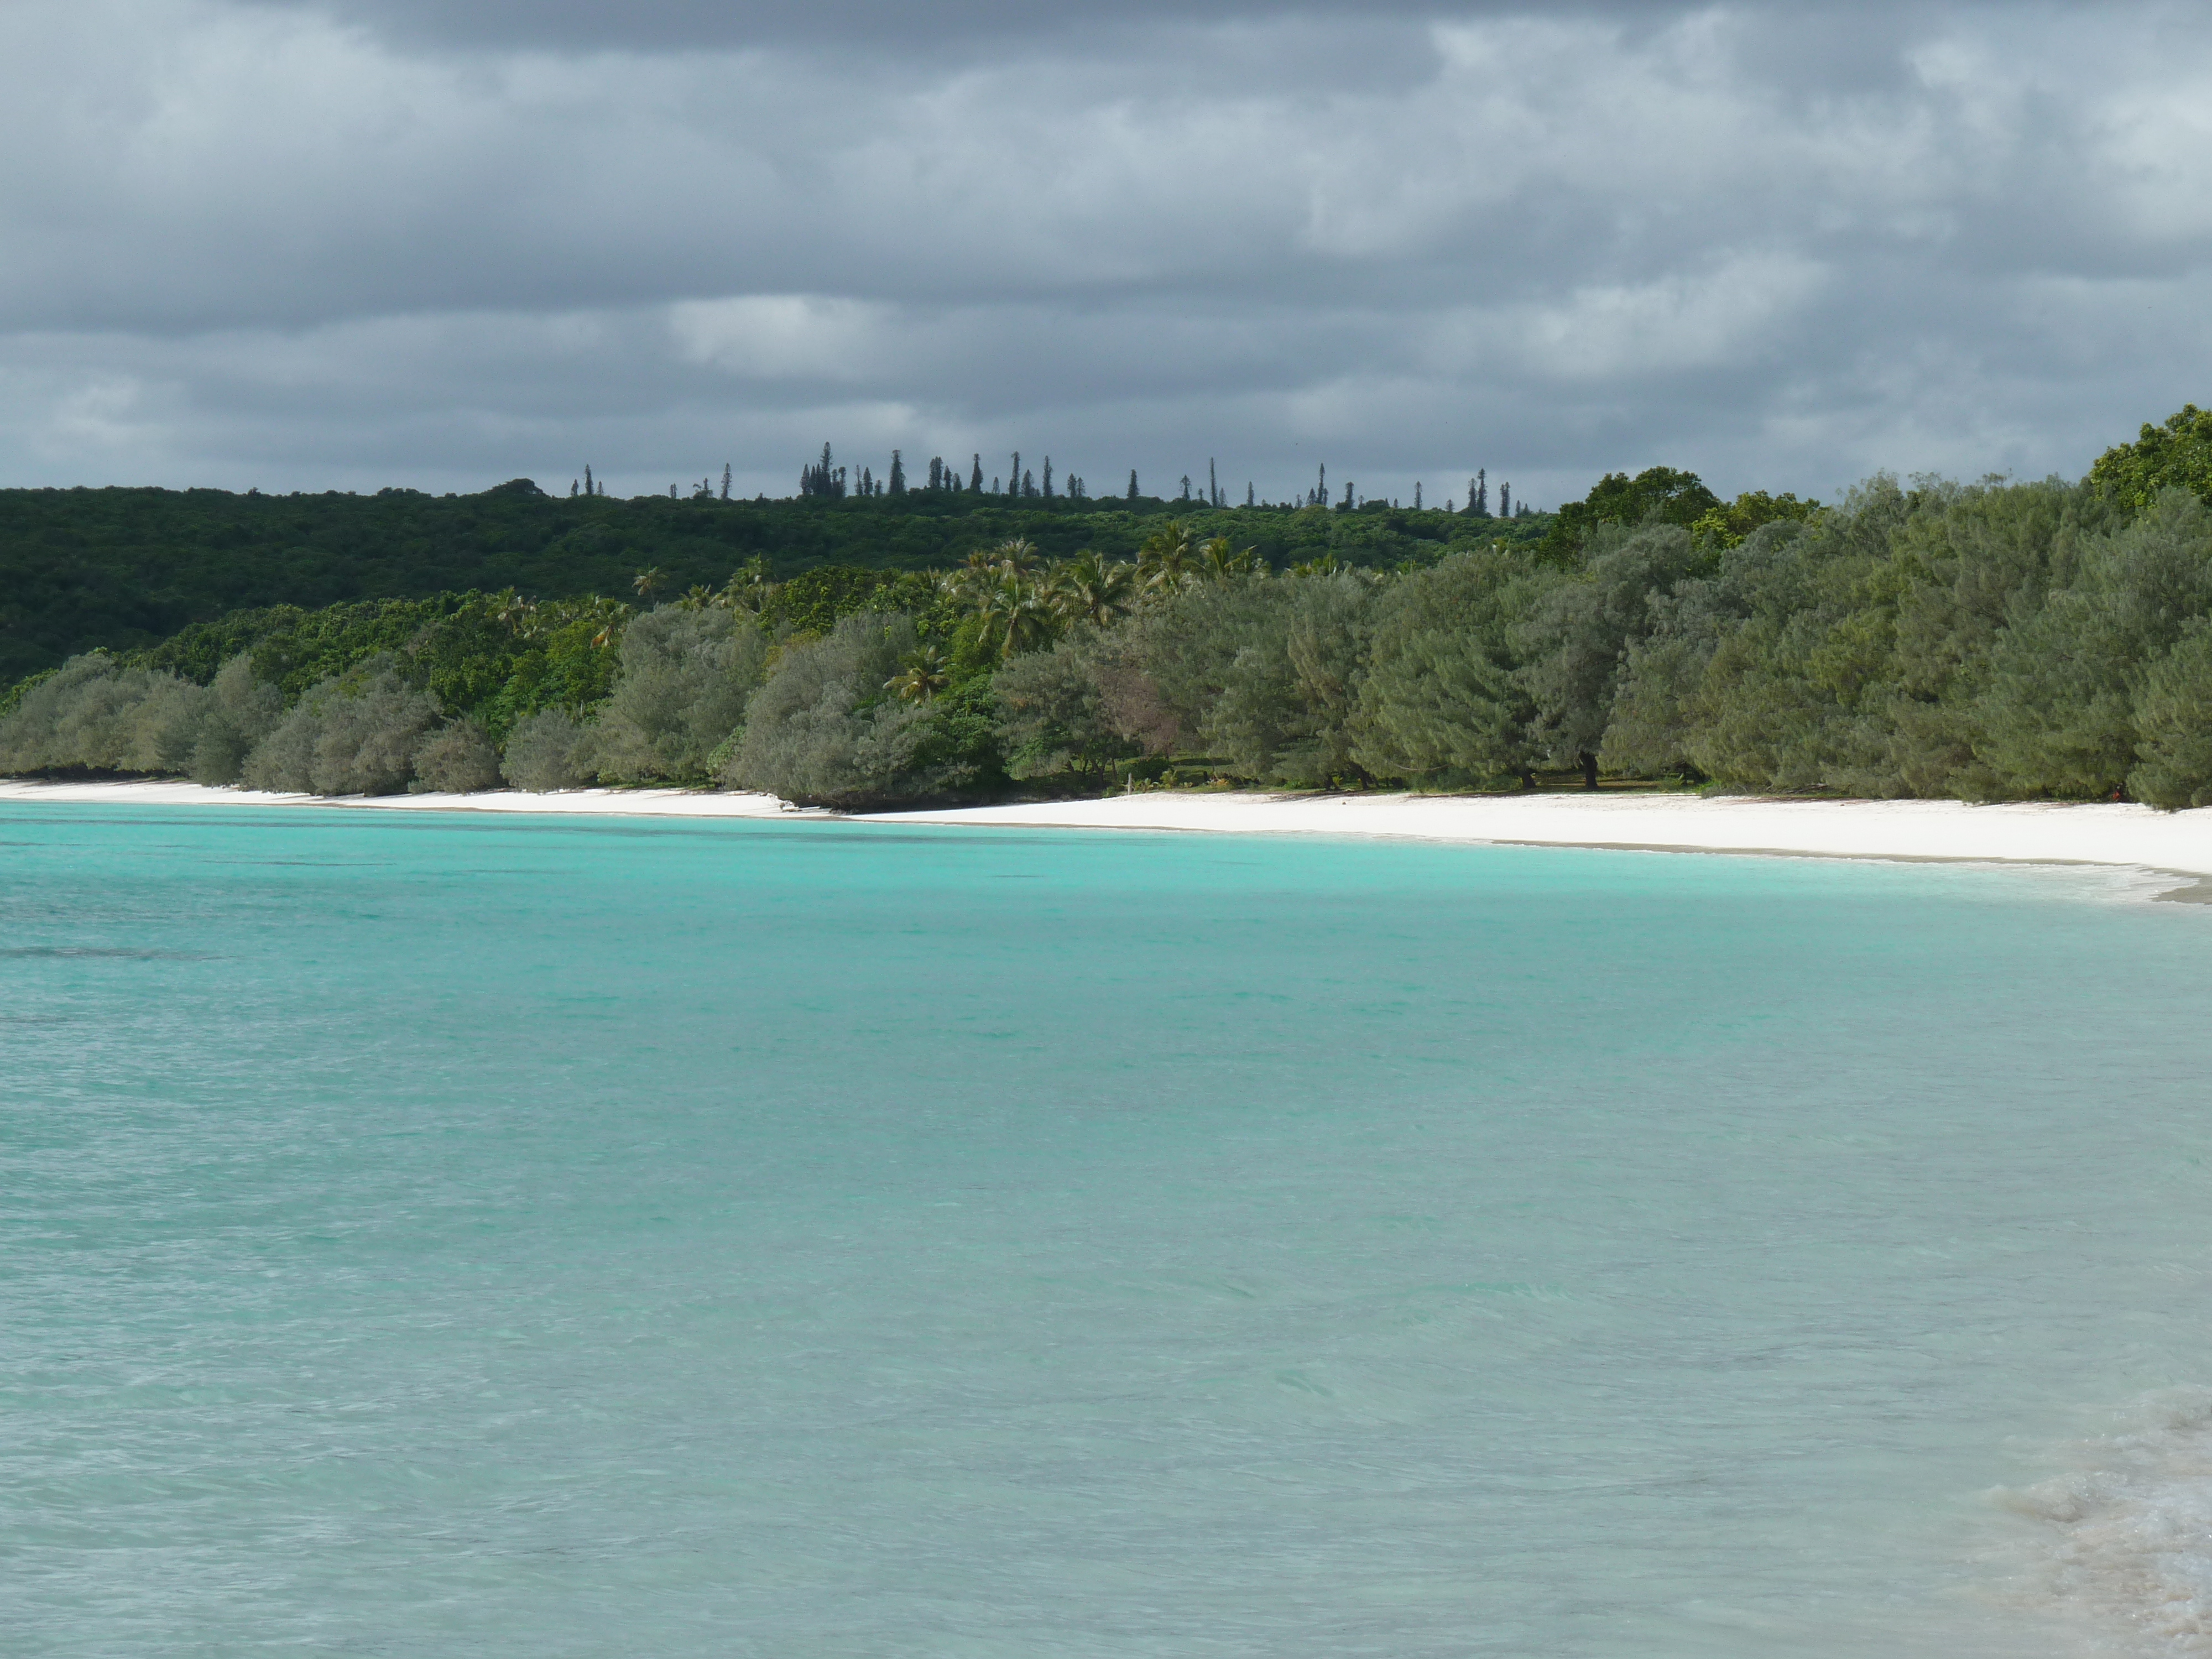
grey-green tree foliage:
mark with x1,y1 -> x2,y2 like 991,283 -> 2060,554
241,655 -> 441,796
1600,517 -> 1817,786
1869,478 -> 2089,799
723,613 -> 937,807
2131,620 -> 2212,807
501,708 -> 594,791
580,606 -> 769,784
185,656 -> 286,784
0,651 -> 280,782
1059,572 -> 1370,785
0,655 -> 189,774
992,631 -> 1137,781
1517,523 -> 1702,785
1600,583 -> 1735,781
1197,572 -> 1371,786
1682,485 -> 1916,795
1352,550 -> 1554,786
1974,489 -> 2212,799
410,719 -> 503,793
1082,597 -> 1214,758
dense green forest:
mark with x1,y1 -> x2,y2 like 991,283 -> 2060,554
7,409 -> 2212,808
0,466 -> 1548,682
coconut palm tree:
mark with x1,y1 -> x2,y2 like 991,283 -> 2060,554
945,547 -> 995,597
1136,519 -> 1200,596
581,594 -> 629,650
1048,550 -> 1136,628
1199,537 -> 1260,582
886,644 -> 952,703
493,588 -> 540,636
717,556 -> 777,615
969,572 -> 1056,660
632,566 -> 667,601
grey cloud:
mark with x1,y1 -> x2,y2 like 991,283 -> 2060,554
242,0 -> 1675,53
3,0 -> 2209,508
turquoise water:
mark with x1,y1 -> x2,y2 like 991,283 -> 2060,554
6,806 -> 2212,1658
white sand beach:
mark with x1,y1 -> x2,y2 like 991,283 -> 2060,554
6,778 -> 2212,886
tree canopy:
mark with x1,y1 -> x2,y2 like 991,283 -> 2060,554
0,483 -> 1552,682
14,409 -> 2212,812
2089,403 -> 2212,511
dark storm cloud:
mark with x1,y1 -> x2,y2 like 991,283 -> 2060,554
3,0 -> 2210,504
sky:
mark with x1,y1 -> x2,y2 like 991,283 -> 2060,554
3,0 -> 2210,507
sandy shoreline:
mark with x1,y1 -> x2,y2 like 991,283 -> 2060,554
6,778 -> 2212,889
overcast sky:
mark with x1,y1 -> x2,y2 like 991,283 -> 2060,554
3,0 -> 2209,507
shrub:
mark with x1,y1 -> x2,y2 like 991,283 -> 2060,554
0,654 -> 182,774
500,708 -> 593,791
1352,552 -> 1546,787
992,633 -> 1135,780
410,719 -> 503,793
581,606 -> 768,783
723,614 -> 935,806
241,655 -> 440,795
186,656 -> 285,785
2130,622 -> 2212,808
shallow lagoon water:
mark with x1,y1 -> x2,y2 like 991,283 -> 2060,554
5,805 -> 2212,1657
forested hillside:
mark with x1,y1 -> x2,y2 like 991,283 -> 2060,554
0,478 -> 1548,681
8,408 -> 2212,809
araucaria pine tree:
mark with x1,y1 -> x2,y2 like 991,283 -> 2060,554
721,464 -> 732,500
1128,469 -> 1139,500
800,443 -> 842,498
1415,481 -> 1422,510
1042,457 -> 1053,499
888,451 -> 906,495
971,455 -> 983,492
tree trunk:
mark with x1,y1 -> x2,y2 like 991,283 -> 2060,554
1579,749 -> 1599,790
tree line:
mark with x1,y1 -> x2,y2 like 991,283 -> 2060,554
797,442 -> 1544,519
8,407 -> 2212,808
0,476 -> 1541,685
